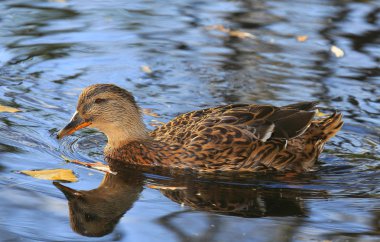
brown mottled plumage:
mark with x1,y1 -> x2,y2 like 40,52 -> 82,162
57,84 -> 343,173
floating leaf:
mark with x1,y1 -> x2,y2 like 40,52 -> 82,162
0,105 -> 20,113
296,35 -> 308,42
21,169 -> 77,182
142,108 -> 160,117
205,24 -> 228,32
205,25 -> 255,39
330,45 -> 344,58
141,65 -> 153,74
228,30 -> 255,39
61,155 -> 113,174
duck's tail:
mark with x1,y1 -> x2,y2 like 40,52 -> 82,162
312,112 -> 344,144
241,111 -> 343,172
276,112 -> 343,171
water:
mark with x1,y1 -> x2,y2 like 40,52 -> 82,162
0,0 -> 379,241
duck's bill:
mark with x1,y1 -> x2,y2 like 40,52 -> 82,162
57,111 -> 91,139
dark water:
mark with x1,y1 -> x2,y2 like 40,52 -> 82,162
0,0 -> 379,241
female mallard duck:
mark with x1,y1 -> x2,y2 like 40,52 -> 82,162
57,84 -> 343,173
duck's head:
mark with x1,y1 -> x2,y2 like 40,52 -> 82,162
57,84 -> 148,146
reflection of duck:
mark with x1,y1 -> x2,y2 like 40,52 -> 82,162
57,84 -> 343,172
54,171 -> 318,237
159,183 -> 308,217
53,170 -> 144,237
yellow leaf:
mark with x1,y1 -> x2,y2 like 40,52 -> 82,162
205,25 -> 255,39
142,108 -> 160,117
21,169 -> 77,182
141,65 -> 153,74
296,35 -> 308,42
330,45 -> 344,58
0,105 -> 20,113
205,24 -> 228,32
228,30 -> 255,39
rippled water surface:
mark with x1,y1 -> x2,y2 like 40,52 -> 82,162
0,0 -> 379,241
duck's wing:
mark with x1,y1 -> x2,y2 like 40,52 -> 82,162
151,102 -> 318,144
209,102 -> 318,141
281,101 -> 319,111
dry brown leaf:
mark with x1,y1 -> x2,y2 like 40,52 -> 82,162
21,169 -> 77,182
0,105 -> 20,113
205,24 -> 228,32
142,108 -> 160,117
330,45 -> 344,58
228,30 -> 255,39
61,155 -> 113,174
205,25 -> 255,39
141,65 -> 153,74
296,35 -> 308,42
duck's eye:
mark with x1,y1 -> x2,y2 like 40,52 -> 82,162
94,98 -> 107,104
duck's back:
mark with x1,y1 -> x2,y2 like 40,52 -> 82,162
146,102 -> 342,172
150,102 -> 318,145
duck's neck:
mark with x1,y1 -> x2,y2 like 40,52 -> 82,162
103,122 -> 151,149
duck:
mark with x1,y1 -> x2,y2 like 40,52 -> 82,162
57,84 -> 343,173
